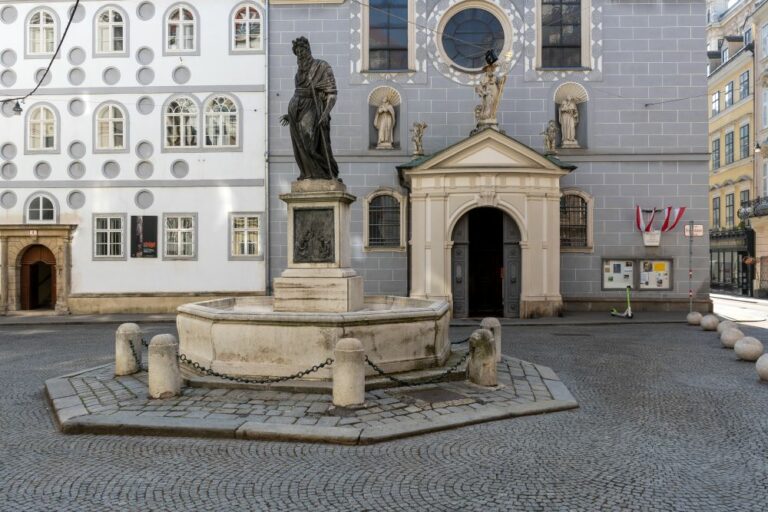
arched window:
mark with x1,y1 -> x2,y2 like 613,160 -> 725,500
165,97 -> 198,148
28,9 -> 57,55
27,194 -> 56,223
95,104 -> 126,151
365,191 -> 404,250
95,7 -> 126,54
232,4 -> 262,51
204,96 -> 238,147
167,4 -> 196,52
560,191 -> 592,250
28,105 -> 56,151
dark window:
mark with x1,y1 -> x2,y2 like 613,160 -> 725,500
725,81 -> 734,107
713,197 -> 720,227
725,132 -> 734,164
745,28 -> 753,45
712,138 -> 720,170
711,92 -> 720,116
541,0 -> 582,68
442,8 -> 504,69
740,71 -> 750,99
741,189 -> 750,208
368,195 -> 401,247
726,193 -> 735,227
740,124 -> 750,159
560,194 -> 588,247
369,0 -> 408,71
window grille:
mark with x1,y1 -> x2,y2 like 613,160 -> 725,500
560,194 -> 588,247
368,195 -> 401,247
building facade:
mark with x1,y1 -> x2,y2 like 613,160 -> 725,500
269,0 -> 710,317
0,0 -> 268,313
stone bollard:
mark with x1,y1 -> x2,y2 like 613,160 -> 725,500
700,314 -> 719,331
686,311 -> 702,326
480,317 -> 502,362
734,337 -> 764,362
721,328 -> 744,349
717,320 -> 736,335
468,329 -> 497,387
333,338 -> 365,407
115,323 -> 142,376
756,354 -> 768,381
148,334 -> 181,399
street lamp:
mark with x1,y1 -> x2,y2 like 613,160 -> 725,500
756,142 -> 762,153
12,101 -> 22,116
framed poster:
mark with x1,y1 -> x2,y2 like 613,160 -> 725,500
602,259 -> 634,290
131,216 -> 158,258
639,259 -> 672,290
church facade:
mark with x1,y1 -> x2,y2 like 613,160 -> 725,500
268,0 -> 711,317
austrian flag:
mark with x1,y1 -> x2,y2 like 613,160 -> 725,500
660,206 -> 686,232
635,206 -> 686,232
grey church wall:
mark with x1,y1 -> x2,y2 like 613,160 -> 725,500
268,0 -> 709,303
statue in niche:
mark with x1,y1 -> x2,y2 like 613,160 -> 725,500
411,121 -> 428,156
471,51 -> 507,135
541,120 -> 558,155
558,95 -> 580,149
374,97 -> 396,150
279,37 -> 340,180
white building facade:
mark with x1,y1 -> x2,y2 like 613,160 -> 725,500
0,0 -> 268,313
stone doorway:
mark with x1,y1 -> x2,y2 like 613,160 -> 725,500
20,245 -> 57,310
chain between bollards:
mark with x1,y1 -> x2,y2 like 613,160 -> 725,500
177,353 -> 335,385
364,351 -> 470,387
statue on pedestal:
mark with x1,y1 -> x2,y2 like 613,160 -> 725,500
541,120 -> 558,155
280,37 -> 340,180
471,50 -> 507,135
411,121 -> 428,156
374,97 -> 396,150
558,95 -> 580,149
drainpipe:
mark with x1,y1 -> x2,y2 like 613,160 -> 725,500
264,2 -> 271,295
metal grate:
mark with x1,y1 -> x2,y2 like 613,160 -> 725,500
560,194 -> 587,247
369,194 -> 400,247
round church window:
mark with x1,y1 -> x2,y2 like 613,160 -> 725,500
441,8 -> 504,70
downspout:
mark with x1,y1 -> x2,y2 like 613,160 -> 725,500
264,1 -> 271,295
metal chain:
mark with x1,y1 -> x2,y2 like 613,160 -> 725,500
450,336 -> 470,345
177,353 -> 335,385
364,351 -> 470,387
128,339 -> 146,372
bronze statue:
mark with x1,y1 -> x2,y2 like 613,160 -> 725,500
280,37 -> 339,180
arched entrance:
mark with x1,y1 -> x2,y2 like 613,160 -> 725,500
451,207 -> 521,318
20,245 -> 57,310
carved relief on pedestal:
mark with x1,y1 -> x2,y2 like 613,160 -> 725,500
368,86 -> 401,150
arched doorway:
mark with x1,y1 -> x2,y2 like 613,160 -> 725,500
451,208 -> 521,318
20,245 -> 57,310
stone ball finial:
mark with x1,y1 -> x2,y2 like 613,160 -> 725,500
686,311 -> 702,325
700,314 -> 719,331
734,337 -> 764,361
756,354 -> 768,381
721,328 -> 745,349
717,320 -> 736,335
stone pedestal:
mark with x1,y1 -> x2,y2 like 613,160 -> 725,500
273,180 -> 364,313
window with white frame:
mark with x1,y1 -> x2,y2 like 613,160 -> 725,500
722,45 -> 729,62
763,89 -> 768,127
164,214 -> 195,258
94,215 -> 124,258
165,97 -> 198,148
96,7 -> 126,54
27,9 -> 57,55
167,4 -> 196,52
540,0 -> 583,68
204,96 -> 238,147
95,104 -> 126,150
28,105 -> 56,151
27,194 -> 55,223
232,4 -> 262,51
712,91 -> 720,116
230,214 -> 260,257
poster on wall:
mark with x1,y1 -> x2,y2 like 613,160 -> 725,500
603,260 -> 634,289
130,216 -> 158,258
639,260 -> 671,290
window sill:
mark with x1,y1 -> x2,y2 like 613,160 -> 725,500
362,69 -> 417,74
561,246 -> 593,254
536,66 -> 592,72
363,245 -> 406,253
93,256 -> 126,261
229,255 -> 265,261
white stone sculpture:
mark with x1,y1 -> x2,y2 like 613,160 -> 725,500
734,337 -> 764,361
721,328 -> 744,349
756,354 -> 768,381
686,311 -> 702,325
559,95 -> 580,148
700,314 -> 719,331
717,320 -> 736,335
411,121 -> 428,156
473,61 -> 506,134
374,97 -> 396,150
542,120 -> 558,155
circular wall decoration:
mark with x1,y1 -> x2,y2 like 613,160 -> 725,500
67,190 -> 86,209
34,161 -> 52,180
0,6 -> 18,24
136,160 -> 153,179
136,47 -> 154,65
68,3 -> 85,23
136,67 -> 154,85
68,67 -> 85,86
1,49 -> 16,67
1,101 -> 15,117
137,96 -> 155,114
0,191 -> 17,209
172,66 -> 191,84
34,68 -> 52,86
135,141 -> 154,159
68,98 -> 85,116
102,160 -> 120,179
68,47 -> 86,66
137,2 -> 156,21
428,0 -> 523,85
1,162 -> 17,180
171,159 -> 189,179
68,141 -> 86,159
135,190 -> 154,209
1,142 -> 17,160
103,67 -> 120,85
68,161 -> 85,179
1,69 -> 16,87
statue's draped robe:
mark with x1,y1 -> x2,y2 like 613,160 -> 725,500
374,103 -> 395,145
287,58 -> 339,180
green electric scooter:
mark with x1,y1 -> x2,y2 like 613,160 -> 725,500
610,285 -> 633,319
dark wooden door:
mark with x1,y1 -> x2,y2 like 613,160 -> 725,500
451,215 -> 469,318
468,208 -> 503,317
20,245 -> 56,310
502,215 -> 521,318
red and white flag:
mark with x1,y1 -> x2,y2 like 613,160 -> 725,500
635,206 -> 656,232
660,206 -> 686,232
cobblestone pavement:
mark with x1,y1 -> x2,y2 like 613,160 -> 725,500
2,322 -> 768,511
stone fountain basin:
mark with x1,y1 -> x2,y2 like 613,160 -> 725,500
176,296 -> 451,380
